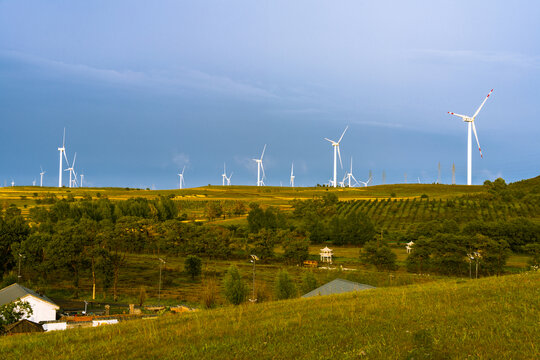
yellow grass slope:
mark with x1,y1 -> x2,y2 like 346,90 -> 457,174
1,272 -> 538,359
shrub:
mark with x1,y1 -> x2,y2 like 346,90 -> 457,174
201,278 -> 218,309
274,270 -> 297,300
300,271 -> 318,294
223,265 -> 248,305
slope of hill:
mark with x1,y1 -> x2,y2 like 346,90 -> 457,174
1,272 -> 538,359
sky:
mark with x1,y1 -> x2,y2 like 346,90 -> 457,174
1,1 -> 539,189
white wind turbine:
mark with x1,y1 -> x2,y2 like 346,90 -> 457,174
40,167 -> 45,187
252,144 -> 266,186
448,89 -> 493,185
222,163 -> 227,186
324,126 -> 348,188
57,128 -> 66,187
290,163 -> 295,187
64,153 -> 78,188
343,158 -> 361,187
80,174 -> 84,187
178,167 -> 185,189
225,171 -> 233,186
357,172 -> 372,187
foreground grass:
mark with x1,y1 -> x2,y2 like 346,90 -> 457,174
2,272 -> 538,359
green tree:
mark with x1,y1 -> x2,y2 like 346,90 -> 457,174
223,265 -> 248,305
0,300 -> 33,332
184,255 -> 202,280
274,270 -> 297,300
523,243 -> 540,268
0,206 -> 30,275
205,202 -> 223,221
249,229 -> 276,262
281,230 -> 310,265
300,271 -> 318,294
361,241 -> 398,271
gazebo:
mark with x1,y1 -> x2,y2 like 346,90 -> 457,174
320,246 -> 333,264
405,241 -> 415,254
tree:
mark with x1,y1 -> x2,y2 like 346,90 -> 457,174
248,229 -> 276,262
406,237 -> 432,274
523,243 -> 540,268
0,300 -> 33,332
281,230 -> 310,265
301,271 -> 318,294
0,206 -> 30,275
205,202 -> 223,221
223,265 -> 248,305
184,255 -> 202,280
274,270 -> 297,300
360,241 -> 398,271
474,234 -> 510,276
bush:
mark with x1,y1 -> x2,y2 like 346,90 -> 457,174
201,278 -> 218,309
274,270 -> 297,300
184,255 -> 202,280
223,266 -> 248,305
300,271 -> 318,294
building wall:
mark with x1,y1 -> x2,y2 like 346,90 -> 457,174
21,296 -> 58,323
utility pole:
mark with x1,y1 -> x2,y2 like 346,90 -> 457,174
404,172 -> 407,184
17,253 -> 24,282
158,258 -> 166,305
382,170 -> 386,185
249,255 -> 259,302
452,163 -> 456,185
437,162 -> 441,184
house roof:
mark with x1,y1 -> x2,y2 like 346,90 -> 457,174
302,278 -> 375,298
0,283 -> 59,308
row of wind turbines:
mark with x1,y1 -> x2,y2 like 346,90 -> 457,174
13,89 -> 491,189
192,88 -> 493,189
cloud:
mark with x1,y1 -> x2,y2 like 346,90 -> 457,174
0,50 -> 278,100
172,152 -> 190,168
412,49 -> 540,68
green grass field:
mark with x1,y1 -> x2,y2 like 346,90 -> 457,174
2,272 -> 538,359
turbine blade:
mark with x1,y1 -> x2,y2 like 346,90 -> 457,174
324,138 -> 335,144
472,89 -> 493,119
338,125 -> 348,143
63,151 -> 70,167
260,144 -> 266,160
261,163 -> 266,179
62,127 -> 66,147
182,166 -> 185,175
337,146 -> 343,169
472,121 -> 483,158
448,112 -> 468,119
72,153 -> 77,168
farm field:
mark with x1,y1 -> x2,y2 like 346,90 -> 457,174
2,271 -> 538,359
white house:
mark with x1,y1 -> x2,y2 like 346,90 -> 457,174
0,283 -> 59,323
406,241 -> 415,254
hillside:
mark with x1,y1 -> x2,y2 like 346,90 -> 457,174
1,272 -> 538,359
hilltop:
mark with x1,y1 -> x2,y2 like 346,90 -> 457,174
1,272 -> 538,359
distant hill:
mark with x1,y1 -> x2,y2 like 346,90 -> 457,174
510,175 -> 540,191
1,272 -> 537,359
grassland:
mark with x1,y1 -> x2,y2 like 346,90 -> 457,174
2,272 -> 538,359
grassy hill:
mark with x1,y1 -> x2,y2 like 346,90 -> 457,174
1,272 -> 538,359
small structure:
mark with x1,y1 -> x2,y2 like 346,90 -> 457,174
302,278 -> 375,298
0,283 -> 59,323
406,241 -> 415,254
319,246 -> 333,264
3,319 -> 44,335
303,260 -> 318,268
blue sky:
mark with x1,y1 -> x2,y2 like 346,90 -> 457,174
1,1 -> 539,188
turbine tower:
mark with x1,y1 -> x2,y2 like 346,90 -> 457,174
58,128 -> 66,187
324,126 -> 348,188
290,163 -> 295,187
178,166 -> 185,189
40,167 -> 45,187
452,163 -> 456,185
80,174 -> 84,187
448,89 -> 493,185
252,145 -> 266,186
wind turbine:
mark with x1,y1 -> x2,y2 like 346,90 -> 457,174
177,167 -> 185,189
448,89 -> 493,185
358,175 -> 372,187
58,128 -> 66,187
32,179 -> 36,186
324,126 -> 348,188
290,163 -> 295,187
252,144 -> 266,186
64,153 -> 78,188
80,174 -> 84,187
222,163 -> 227,186
225,172 -> 233,186
40,167 -> 45,187
343,157 -> 361,187
11,179 -> 14,187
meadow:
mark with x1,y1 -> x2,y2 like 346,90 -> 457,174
1,271 -> 538,359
